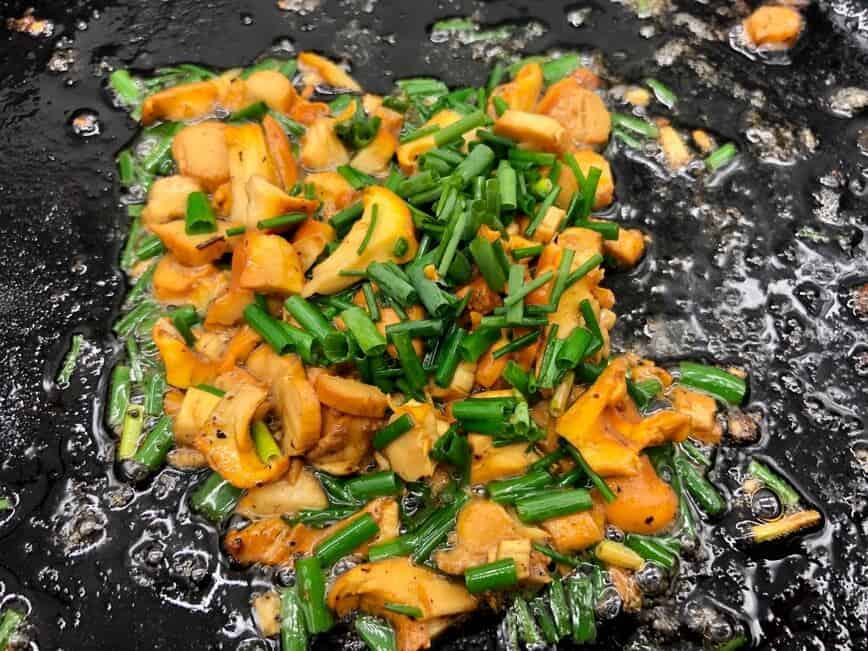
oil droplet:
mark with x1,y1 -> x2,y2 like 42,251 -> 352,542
566,7 -> 591,28
240,12 -> 254,26
70,109 -> 100,137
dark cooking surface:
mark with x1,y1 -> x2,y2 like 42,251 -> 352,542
1,0 -> 867,648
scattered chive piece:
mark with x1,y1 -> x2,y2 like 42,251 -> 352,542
674,455 -> 726,515
492,330 -> 541,359
512,244 -> 543,260
57,333 -> 84,385
469,235 -> 507,292
132,415 -> 174,470
392,236 -> 409,257
226,225 -> 246,237
389,330 -> 426,392
532,541 -> 580,567
645,78 -> 677,108
0,609 -> 25,650
190,471 -> 243,523
295,557 -> 334,633
314,513 -> 379,567
170,305 -> 199,347
627,377 -> 663,410
611,112 -> 660,138
561,438 -> 617,503
196,384 -> 226,397
251,421 -> 281,464
373,414 -> 414,450
117,404 -> 145,460
488,470 -> 553,504
579,299 -> 603,356
465,558 -> 518,594
503,271 -> 554,307
357,204 -> 379,255
613,127 -> 643,149
135,234 -> 165,261
547,248 -> 575,310
565,253 -> 603,288
330,201 -> 365,236
354,615 -> 397,651
257,212 -> 307,231
524,185 -> 560,236
228,100 -> 268,122
434,110 -> 488,146
400,123 -> 440,144
383,603 -> 423,619
624,533 -> 677,569
244,304 -> 292,354
337,164 -> 377,189
184,191 -> 217,235
705,143 -> 738,172
515,488 -> 592,523
748,459 -> 800,507
493,96 -> 509,116
280,589 -> 308,651
679,361 -> 747,405
679,438 -> 710,466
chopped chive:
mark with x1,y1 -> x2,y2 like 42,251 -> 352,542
513,244 -> 543,260
0,609 -> 25,650
613,127 -> 643,149
504,271 -> 553,307
184,191 -> 217,235
314,513 -> 379,567
389,330 -> 426,392
579,299 -> 603,357
611,112 -> 659,138
400,123 -> 440,144
561,438 -> 616,503
367,262 -> 417,307
541,54 -> 580,83
228,100 -> 268,123
56,333 -> 84,385
357,204 -> 379,255
170,305 -> 199,347
337,164 -> 377,189
492,96 -> 509,116
532,541 -> 580,567
226,225 -> 246,237
341,306 -> 387,356
295,557 -> 334,633
503,360 -> 533,397
469,235 -> 507,292
362,283 -> 380,321
257,212 -> 307,231
384,603 -> 423,619
280,589 -> 308,651
434,327 -> 466,388
434,110 -> 488,147
461,326 -> 502,363
354,615 -> 396,651
487,469 -> 553,504
554,327 -> 592,370
373,414 -> 414,450
107,365 -> 131,428
117,404 -> 145,459
624,533 -> 677,569
509,149 -> 556,167
196,384 -> 226,397
505,264 -> 524,325
135,234 -> 165,261
565,253 -> 603,288
679,361 -> 746,405
244,304 -> 292,354
465,558 -> 518,594
436,212 -> 466,277
705,143 -> 738,172
627,377 -> 662,410
547,248 -> 575,310
251,421 -> 281,464
748,459 -> 800,507
451,144 -> 495,187
679,438 -> 710,466
524,185 -> 561,237
268,110 -> 306,137
674,455 -> 726,515
329,201 -> 365,236
645,78 -> 677,108
190,471 -> 243,523
143,372 -> 167,416
132,415 -> 173,470
515,488 -> 592,523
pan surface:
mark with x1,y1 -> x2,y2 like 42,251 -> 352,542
0,0 -> 867,648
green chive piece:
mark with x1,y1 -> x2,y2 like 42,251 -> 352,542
469,235 -> 507,292
355,615 -> 397,651
561,438 -> 617,503
117,404 -> 144,460
384,603 -> 423,619
674,455 -> 726,515
492,330 -> 541,360
184,191 -> 217,235
280,589 -> 308,651
257,212 -> 307,231
645,78 -> 677,108
56,333 -> 84,385
611,112 -> 660,138
389,330 -> 426,392
515,488 -> 592,523
132,415 -> 174,470
748,459 -> 800,507
190,471 -> 244,523
373,414 -> 414,450
493,96 -> 509,116
679,361 -> 747,405
295,557 -> 334,633
228,100 -> 268,122
434,110 -> 488,146
251,421 -> 281,464
465,558 -> 518,594
314,513 -> 380,567
357,204 -> 379,255
342,306 -> 387,356
705,142 -> 738,172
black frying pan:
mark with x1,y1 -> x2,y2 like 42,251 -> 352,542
1,0 -> 867,648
